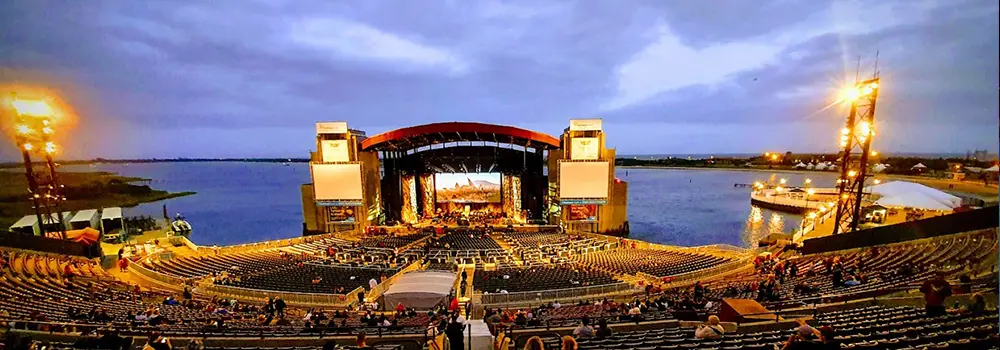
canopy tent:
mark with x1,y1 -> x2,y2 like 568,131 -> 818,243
383,271 -> 457,310
806,163 -> 815,170
64,227 -> 100,245
814,163 -> 827,170
872,164 -> 888,173
985,165 -> 999,172
101,207 -> 124,234
70,209 -> 100,230
911,163 -> 927,169
9,215 -> 39,235
871,181 -> 962,211
794,162 -> 807,168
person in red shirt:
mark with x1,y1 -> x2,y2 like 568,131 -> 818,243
920,272 -> 952,317
396,302 -> 406,316
118,257 -> 130,272
449,297 -> 460,312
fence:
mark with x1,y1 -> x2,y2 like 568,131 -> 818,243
130,258 -> 190,290
479,282 -> 635,305
636,256 -> 754,289
197,282 -> 361,308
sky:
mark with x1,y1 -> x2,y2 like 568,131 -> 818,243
0,0 -> 997,160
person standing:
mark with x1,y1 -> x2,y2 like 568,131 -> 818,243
444,312 -> 465,350
920,272 -> 952,317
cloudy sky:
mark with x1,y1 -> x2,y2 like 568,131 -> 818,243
1,0 -> 997,160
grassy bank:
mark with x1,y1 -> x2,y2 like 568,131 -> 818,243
0,170 -> 195,229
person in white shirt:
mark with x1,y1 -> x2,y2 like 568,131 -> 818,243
369,278 -> 378,290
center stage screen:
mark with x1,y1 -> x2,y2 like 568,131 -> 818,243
435,173 -> 501,203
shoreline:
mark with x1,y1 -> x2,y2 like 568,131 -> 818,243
619,165 -> 998,198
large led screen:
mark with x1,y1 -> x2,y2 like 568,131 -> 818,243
559,161 -> 610,199
435,173 -> 501,203
312,163 -> 363,200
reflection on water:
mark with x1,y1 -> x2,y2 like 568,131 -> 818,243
46,164 -> 830,248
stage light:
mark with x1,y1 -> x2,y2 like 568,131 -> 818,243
840,86 -> 862,102
44,141 -> 56,154
805,178 -> 812,184
11,99 -> 54,117
42,126 -> 53,135
775,186 -> 783,192
857,121 -> 871,135
808,212 -> 817,219
15,124 -> 32,135
779,178 -> 786,184
23,143 -> 34,151
807,189 -> 815,195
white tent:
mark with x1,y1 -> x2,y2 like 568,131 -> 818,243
9,215 -> 39,235
383,271 -> 457,310
985,165 -> 999,172
871,181 -> 962,211
872,164 -> 888,173
794,162 -> 807,168
814,163 -> 827,170
806,163 -> 815,170
911,163 -> 927,170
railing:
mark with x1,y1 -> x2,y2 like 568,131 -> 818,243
197,282 -> 360,307
366,260 -> 422,302
479,282 -> 636,305
131,259 -> 190,289
195,232 -> 344,256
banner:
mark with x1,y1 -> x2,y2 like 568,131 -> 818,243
567,204 -> 597,221
571,137 -> 599,160
320,140 -> 350,162
316,121 -> 348,135
569,119 -> 602,131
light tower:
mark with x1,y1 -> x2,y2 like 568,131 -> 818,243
9,96 -> 67,239
832,77 -> 880,235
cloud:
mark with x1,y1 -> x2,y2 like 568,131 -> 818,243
288,18 -> 468,75
603,25 -> 782,110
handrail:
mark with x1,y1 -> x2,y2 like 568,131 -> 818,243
197,281 -> 359,308
478,282 -> 636,305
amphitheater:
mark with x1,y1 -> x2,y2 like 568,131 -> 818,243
1,207 -> 998,350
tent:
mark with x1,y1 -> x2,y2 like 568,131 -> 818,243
872,164 -> 888,173
9,215 -> 40,235
794,162 -> 807,168
382,271 -> 457,310
814,163 -> 827,170
911,163 -> 927,170
871,181 -> 962,211
65,227 -> 100,245
806,163 -> 815,170
985,165 -> 999,172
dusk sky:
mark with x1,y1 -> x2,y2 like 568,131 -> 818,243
1,0 -> 997,160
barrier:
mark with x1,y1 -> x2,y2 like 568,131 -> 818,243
479,282 -> 635,305
0,231 -> 96,257
197,282 -> 360,307
130,259 -> 190,291
800,207 -> 999,254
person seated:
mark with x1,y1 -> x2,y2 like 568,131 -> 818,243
695,315 -> 725,339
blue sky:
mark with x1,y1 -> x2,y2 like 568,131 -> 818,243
1,0 -> 997,160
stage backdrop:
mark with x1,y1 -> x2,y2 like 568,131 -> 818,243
401,175 -> 418,224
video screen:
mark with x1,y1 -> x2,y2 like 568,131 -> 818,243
435,173 -> 501,203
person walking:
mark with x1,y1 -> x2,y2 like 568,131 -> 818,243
920,272 -> 952,317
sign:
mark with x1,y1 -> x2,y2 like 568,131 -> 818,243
569,119 -> 602,131
567,204 -> 597,221
559,198 -> 607,205
316,200 -> 363,207
571,137 -> 599,160
328,207 -> 356,222
316,121 -> 348,135
321,140 -> 350,162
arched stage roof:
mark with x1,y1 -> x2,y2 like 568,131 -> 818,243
360,122 -> 561,152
